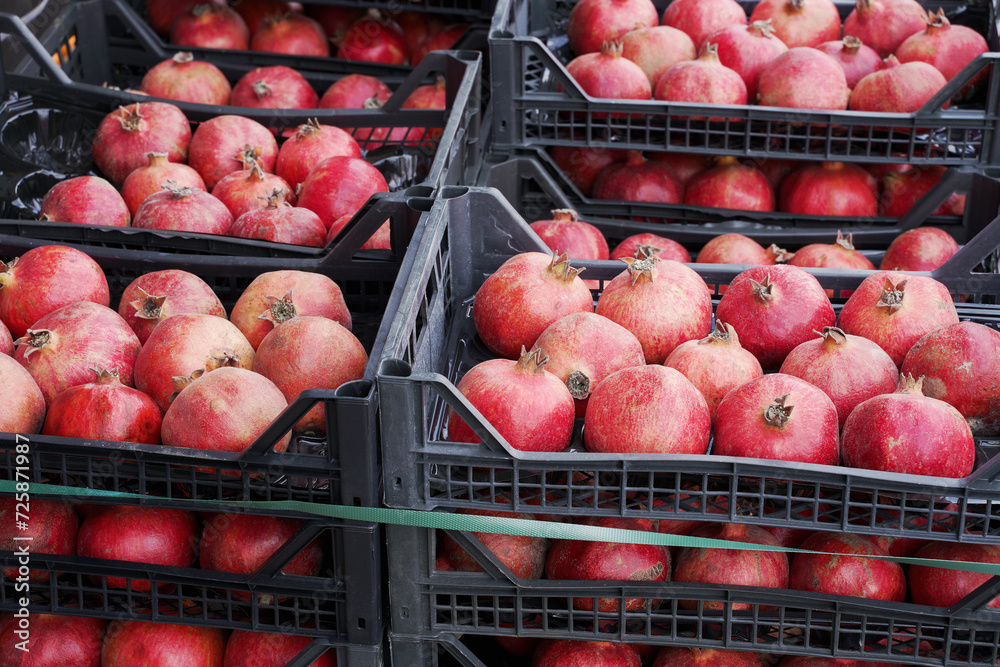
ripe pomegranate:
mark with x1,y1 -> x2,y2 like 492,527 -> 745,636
654,44 -> 748,112
698,233 -> 787,265
549,145 -> 626,196
0,321 -> 11,356
473,251 -> 592,360
788,231 -> 875,272
881,166 -> 966,218
447,346 -> 575,453
843,0 -> 931,58
43,367 -> 162,444
663,0 -> 748,50
781,162 -> 879,217
530,209 -> 609,261
535,640 -> 642,667
715,264 -> 835,369
534,311 -> 645,418
879,227 -> 959,271
909,542 -> 1000,608
39,175 -> 130,227
146,0 -> 203,36
838,271 -> 959,367
706,20 -> 789,100
790,532 -> 906,601
652,647 -> 768,666
139,52 -> 231,106
188,115 -> 278,190
230,192 -> 327,247
276,120 -> 361,191
545,517 -> 670,612
0,614 -> 104,666
584,364 -> 711,454
565,41 -> 652,111
396,12 -> 444,55
231,0 -> 296,34
621,23 -> 696,88
749,0 -> 840,49
229,270 -> 352,349
396,77 -> 448,145
439,508 -> 549,579
567,0 -> 659,55
897,9 -> 988,93
308,5 -> 361,46
170,4 -> 250,50
296,156 -> 390,230
596,255 -> 712,364
780,327 -> 899,429
119,269 -> 225,345
133,182 -> 234,235
15,302 -> 141,406
102,621 -> 225,667
665,321 -> 764,422
121,152 -> 205,216
230,65 -> 319,109
0,354 -> 44,433
683,156 -> 773,211
411,23 -> 469,66
91,102 -> 191,185
223,630 -> 336,667
610,233 -> 691,262
251,13 -> 329,57
0,497 -> 77,582
593,151 -> 683,206
77,506 -> 197,591
648,151 -> 713,186
842,374 -> 975,477
337,11 -> 407,64
758,47 -> 850,109
673,523 -> 789,610
849,56 -> 948,113
212,164 -> 294,219
815,37 -> 882,89
319,73 -> 392,109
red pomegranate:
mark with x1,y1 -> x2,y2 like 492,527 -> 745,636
188,115 -> 278,190
534,311 -> 645,418
146,0 -> 203,36
121,152 -> 205,216
715,264 -> 836,369
0,497 -> 77,582
337,11 -> 408,64
308,4 -> 361,46
411,23 -> 468,66
534,640 -> 642,667
621,23 -> 696,88
842,374 -> 975,477
584,364 -> 711,454
251,13 -> 329,57
673,523 -> 789,610
648,151 -> 713,186
879,227 -> 959,271
229,65 -> 319,109
229,192 -> 327,247
748,0 -> 840,49
119,269 -> 225,345
662,0 -> 748,50
697,233 -> 786,265
567,0 -> 659,55
296,156 -> 390,230
15,302 -> 141,406
880,166 -> 966,218
705,20 -> 789,100
665,321 -> 764,422
399,77 -> 448,144
212,165 -> 294,219
781,162 -> 879,217
565,41 -> 652,110
276,120 -> 362,191
593,151 -> 683,206
325,214 -> 389,250
549,145 -> 627,196
139,52 -> 231,106
610,233 -> 691,262
780,327 -> 899,429
815,37 -> 883,89
683,156 -> 773,211
790,531 -> 906,601
91,102 -> 191,185
843,0 -> 932,58
837,271 -> 959,368
654,44 -> 748,112
102,621 -> 225,666
395,12 -> 444,56
170,4 -> 250,50
530,209 -> 609,261
909,542 -> 1000,608
653,647 -> 769,666
223,630 -> 336,667
758,47 -> 850,109
0,355 -> 44,433
788,231 -> 875,272
897,8 -> 988,93
231,0 -> 296,34
39,175 -> 130,227
849,56 -> 948,113
0,321 -> 11,356
319,73 -> 392,110
133,182 -> 234,235
43,367 -> 162,444
439,508 -> 549,579
0,614 -> 104,666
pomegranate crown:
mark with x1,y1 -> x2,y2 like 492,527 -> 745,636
546,251 -> 586,282
550,208 -> 579,223
252,79 -> 273,100
700,320 -> 740,346
768,244 -> 794,263
748,19 -> 778,38
115,103 -> 144,132
261,188 -> 290,208
296,118 -> 323,139
897,373 -> 926,395
162,179 -> 198,199
258,289 -> 298,326
749,272 -> 775,302
842,35 -> 863,52
172,52 -> 195,64
620,254 -> 658,285
130,286 -> 168,321
14,329 -> 52,359
876,276 -> 907,314
89,366 -> 121,383
600,41 -> 624,58
516,345 -> 549,374
925,8 -> 948,29
816,326 -> 849,345
834,230 -> 856,251
763,393 -> 794,428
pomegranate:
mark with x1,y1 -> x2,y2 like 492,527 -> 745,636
398,12 -> 446,55
121,152 -> 205,216
790,531 -> 906,601
337,11 -> 408,64
0,321 -> 11,356
170,4 -> 250,50
276,120 -> 362,191
758,47 -> 850,109
230,191 -> 327,247
199,513 -> 321,601
780,327 -> 899,429
296,156 -> 390,231
781,162 -> 879,217
0,245 -> 110,339
595,255 -> 712,364
119,269 -> 225,345
251,13 -> 329,57
229,270 -> 352,349
308,5 -> 361,47
565,41 -> 652,111
253,316 -> 367,433
0,497 -> 77,582
534,640 -> 642,667
212,164 -> 294,219
43,367 -> 162,444
447,346 -> 575,453
77,506 -> 198,591
881,166 -> 966,218
909,542 -> 1000,608
0,614 -> 104,666
621,23 -> 696,88
549,145 -> 626,196
898,9 -> 988,93
662,0 -> 748,50
665,321 -> 764,422
815,37 -> 883,89
683,156 -> 773,211
411,23 -> 469,66
652,647 -> 769,666
584,364 -> 711,454
715,264 -> 836,369
133,182 -> 234,235
697,233 -> 787,265
15,302 -> 141,406
229,65 -> 319,109
319,73 -> 393,110
706,20 -> 789,100
879,226 -> 959,271
593,151 -> 683,206
673,523 -> 789,610
139,52 -> 231,106
654,44 -> 748,112
843,0 -> 932,58
567,0 -> 658,55
102,621 -> 225,667
842,374 -> 975,477
837,271 -> 959,368
611,233 -> 691,262
865,534 -> 927,558
530,209 -> 609,261
231,0 -> 296,34
472,251 -> 592,360
534,311 -> 645,418
849,56 -> 948,113
545,517 -> 670,612
398,77 -> 448,145
188,115 -> 278,190
787,231 -> 876,271
748,0 -> 840,49
146,0 -> 203,36
91,102 -> 191,185
439,508 -> 549,579
0,355 -> 44,433
39,175 -> 130,227
224,630 -> 336,667
648,151 -> 713,186
325,214 -> 389,250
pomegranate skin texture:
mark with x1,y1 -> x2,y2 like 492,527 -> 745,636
39,175 -> 130,228
683,156 -> 773,211
0,497 -> 77,582
91,102 -> 191,185
593,151 -> 684,205
790,531 -> 907,602
663,0 -> 749,50
529,209 -> 610,261
758,47 -> 850,110
549,145 -> 627,197
621,23 -> 697,88
43,367 -> 162,444
139,52 -> 231,106
0,354 -> 45,434
652,647 -> 769,666
567,0 -> 659,56
706,20 -> 789,101
654,44 -> 748,110
118,269 -> 226,345
881,166 -> 966,218
842,374 -> 975,478
534,640 -> 642,667
565,41 -> 653,108
611,233 -> 691,262
0,614 -> 104,666
251,13 -> 330,57
788,231 -> 875,271
276,120 -> 362,191
121,152 -> 206,217
897,8 -> 988,90
102,621 -> 225,667
229,65 -> 319,110
697,233 -> 784,265
170,4 -> 250,50
781,161 -> 879,217
850,56 -> 948,113
211,164 -> 294,220
748,0 -> 841,49
188,115 -> 279,191
815,36 -> 883,90
879,227 -> 959,271
439,507 -> 549,579
909,542 -> 1000,608
843,0 -> 940,58
296,156 -> 390,231
133,182 -> 234,235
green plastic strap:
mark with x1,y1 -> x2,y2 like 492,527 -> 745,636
3,479 -> 1000,578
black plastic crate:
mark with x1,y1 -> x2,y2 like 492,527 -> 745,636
489,0 -> 1000,166
389,633 -> 534,666
376,187 -> 1000,547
